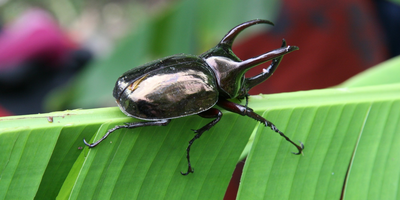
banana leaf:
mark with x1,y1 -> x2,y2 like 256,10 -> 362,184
1,54 -> 400,199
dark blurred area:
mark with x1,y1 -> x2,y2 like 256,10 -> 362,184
0,1 -> 167,117
0,9 -> 92,116
235,0 -> 399,95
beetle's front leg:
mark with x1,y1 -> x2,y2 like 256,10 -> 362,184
84,119 -> 170,148
217,99 -> 304,155
181,108 -> 223,175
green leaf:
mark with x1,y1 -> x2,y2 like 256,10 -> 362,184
0,128 -> 60,199
238,83 -> 400,199
340,55 -> 400,88
2,82 -> 400,199
67,115 -> 255,199
0,108 -> 256,199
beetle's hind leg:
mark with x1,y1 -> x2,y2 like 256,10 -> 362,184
181,108 -> 223,175
83,119 -> 170,148
217,99 -> 304,155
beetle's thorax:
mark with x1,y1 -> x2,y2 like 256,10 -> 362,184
204,56 -> 245,99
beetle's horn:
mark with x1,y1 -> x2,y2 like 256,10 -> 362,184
220,19 -> 274,47
243,39 -> 295,90
238,45 -> 299,72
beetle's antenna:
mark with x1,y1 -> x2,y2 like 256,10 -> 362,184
220,19 -> 274,47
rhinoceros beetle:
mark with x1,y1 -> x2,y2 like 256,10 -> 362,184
84,19 -> 303,175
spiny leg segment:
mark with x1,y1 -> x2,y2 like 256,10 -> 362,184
217,99 -> 304,154
181,108 -> 223,175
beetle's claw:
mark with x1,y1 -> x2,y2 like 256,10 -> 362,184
180,166 -> 194,175
291,141 -> 304,155
83,138 -> 94,148
191,129 -> 199,134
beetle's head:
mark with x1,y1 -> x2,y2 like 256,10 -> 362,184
200,19 -> 299,99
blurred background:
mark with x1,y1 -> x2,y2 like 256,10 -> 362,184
0,0 -> 399,199
1,0 -> 400,117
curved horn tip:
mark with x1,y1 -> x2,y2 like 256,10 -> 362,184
287,45 -> 300,51
281,39 -> 287,47
254,19 -> 274,26
220,19 -> 275,46
243,19 -> 274,27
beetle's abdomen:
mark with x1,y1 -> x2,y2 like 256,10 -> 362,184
114,55 -> 218,120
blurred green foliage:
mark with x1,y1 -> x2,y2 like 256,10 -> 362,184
39,0 -> 280,111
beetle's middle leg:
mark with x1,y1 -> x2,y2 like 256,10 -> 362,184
217,99 -> 304,155
181,108 -> 223,175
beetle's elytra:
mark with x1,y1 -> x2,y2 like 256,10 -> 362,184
84,19 -> 303,175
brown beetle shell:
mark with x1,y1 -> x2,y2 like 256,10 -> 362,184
114,55 -> 219,120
